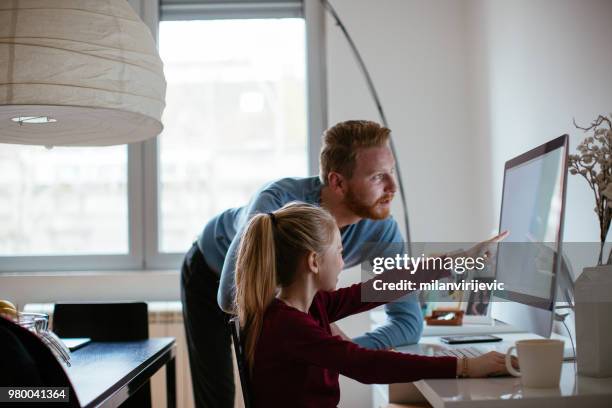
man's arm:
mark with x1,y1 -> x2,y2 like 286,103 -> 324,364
217,229 -> 242,313
353,219 -> 424,349
217,191 -> 282,313
352,292 -> 423,349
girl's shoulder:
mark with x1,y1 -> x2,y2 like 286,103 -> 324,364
265,298 -> 312,320
260,299 -> 332,350
264,298 -> 328,334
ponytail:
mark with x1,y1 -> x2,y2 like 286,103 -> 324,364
234,202 -> 337,374
235,213 -> 277,371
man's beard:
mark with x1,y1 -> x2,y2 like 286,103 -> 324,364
344,188 -> 393,220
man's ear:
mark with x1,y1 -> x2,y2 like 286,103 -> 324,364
307,251 -> 319,274
328,171 -> 347,194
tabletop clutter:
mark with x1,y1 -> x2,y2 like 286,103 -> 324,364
0,299 -> 72,365
425,308 -> 464,326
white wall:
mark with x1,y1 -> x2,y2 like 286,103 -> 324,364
465,0 -> 612,356
325,1 -> 480,406
328,1 -> 612,406
327,0 -> 612,261
326,0 -> 484,243
467,0 -> 612,272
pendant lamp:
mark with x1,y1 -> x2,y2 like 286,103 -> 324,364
0,0 -> 166,147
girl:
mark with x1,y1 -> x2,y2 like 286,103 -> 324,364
235,202 -> 510,408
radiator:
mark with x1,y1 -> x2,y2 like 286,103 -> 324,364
149,302 -> 244,408
148,301 -> 194,408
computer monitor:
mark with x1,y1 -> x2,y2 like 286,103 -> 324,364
491,135 -> 569,338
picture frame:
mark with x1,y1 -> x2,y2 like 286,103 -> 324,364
462,277 -> 494,324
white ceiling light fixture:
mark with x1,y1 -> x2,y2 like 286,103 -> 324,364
0,0 -> 166,147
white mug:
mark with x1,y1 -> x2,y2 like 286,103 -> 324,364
505,339 -> 564,388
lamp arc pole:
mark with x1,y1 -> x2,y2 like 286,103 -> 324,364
321,0 -> 413,251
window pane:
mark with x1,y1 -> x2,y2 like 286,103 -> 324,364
0,145 -> 128,255
158,19 -> 308,253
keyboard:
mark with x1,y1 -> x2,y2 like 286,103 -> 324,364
435,346 -> 484,358
434,345 -> 576,361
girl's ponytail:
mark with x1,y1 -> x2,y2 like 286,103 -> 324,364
234,202 -> 337,373
235,213 -> 277,371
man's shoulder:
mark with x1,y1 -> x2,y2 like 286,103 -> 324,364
355,215 -> 399,231
258,176 -> 321,203
350,216 -> 402,243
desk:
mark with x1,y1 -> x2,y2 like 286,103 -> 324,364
373,333 -> 612,408
370,311 -> 524,336
65,338 -> 176,408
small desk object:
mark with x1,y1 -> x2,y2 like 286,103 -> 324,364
65,337 -> 176,408
374,333 -> 612,408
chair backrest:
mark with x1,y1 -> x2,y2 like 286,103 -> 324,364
229,317 -> 252,408
0,316 -> 80,407
52,302 -> 151,408
53,302 -> 148,341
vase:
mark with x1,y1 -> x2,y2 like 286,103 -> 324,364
575,264 -> 612,377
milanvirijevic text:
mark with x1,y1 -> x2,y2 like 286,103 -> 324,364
370,254 -> 505,292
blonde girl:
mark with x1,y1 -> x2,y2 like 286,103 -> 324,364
235,202 -> 510,408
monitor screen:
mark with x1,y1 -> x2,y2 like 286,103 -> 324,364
491,135 -> 568,337
496,145 -> 565,303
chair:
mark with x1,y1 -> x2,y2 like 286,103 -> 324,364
229,317 -> 252,408
52,302 -> 151,407
53,302 -> 148,341
0,316 -> 80,407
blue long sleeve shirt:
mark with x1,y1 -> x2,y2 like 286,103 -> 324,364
197,176 -> 423,349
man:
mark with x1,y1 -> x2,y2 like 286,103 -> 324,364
181,120 -> 423,408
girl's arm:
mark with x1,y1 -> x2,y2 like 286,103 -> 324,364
316,263 -> 440,323
315,282 -> 382,323
283,312 -> 457,384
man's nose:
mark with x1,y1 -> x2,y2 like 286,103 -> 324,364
386,174 -> 398,193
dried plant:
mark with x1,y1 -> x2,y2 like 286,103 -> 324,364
569,114 -> 612,264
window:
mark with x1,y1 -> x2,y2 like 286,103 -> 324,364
0,145 -> 128,256
0,0 -> 324,272
158,19 -> 307,253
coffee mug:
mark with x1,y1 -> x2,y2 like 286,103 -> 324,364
505,339 -> 564,388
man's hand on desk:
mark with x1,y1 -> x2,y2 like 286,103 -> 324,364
457,351 -> 519,378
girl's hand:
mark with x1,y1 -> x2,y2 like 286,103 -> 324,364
462,351 -> 518,377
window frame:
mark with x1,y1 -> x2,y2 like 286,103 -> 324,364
0,0 -> 326,273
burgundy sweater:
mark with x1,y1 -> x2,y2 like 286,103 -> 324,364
250,283 -> 457,408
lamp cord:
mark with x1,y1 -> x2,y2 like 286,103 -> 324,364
321,0 -> 412,252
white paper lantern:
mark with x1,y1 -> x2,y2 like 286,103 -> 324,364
0,0 -> 166,146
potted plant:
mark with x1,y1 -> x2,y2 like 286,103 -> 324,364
569,114 -> 612,264
570,114 -> 612,377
